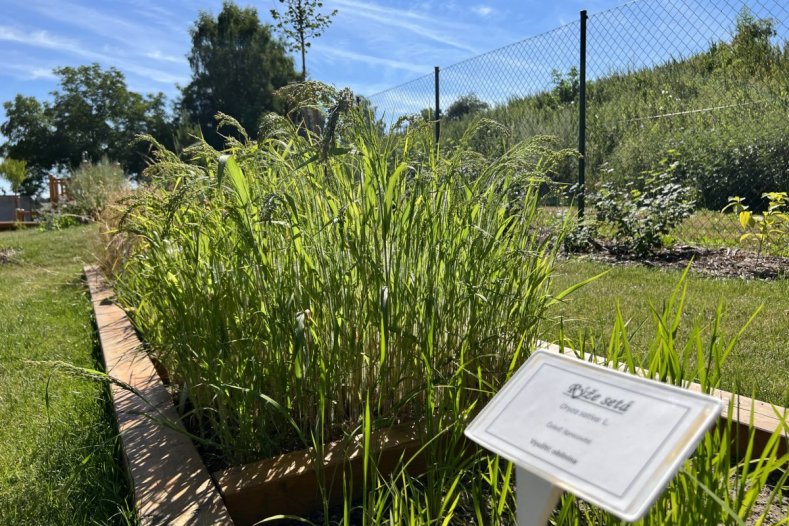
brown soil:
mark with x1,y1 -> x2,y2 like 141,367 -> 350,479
576,243 -> 789,280
746,481 -> 788,526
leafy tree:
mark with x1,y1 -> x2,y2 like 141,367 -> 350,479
0,158 -> 27,195
730,9 -> 778,72
0,157 -> 29,212
1,64 -> 171,190
181,1 -> 298,149
271,0 -> 337,81
1,96 -> 51,185
445,94 -> 489,121
551,67 -> 579,104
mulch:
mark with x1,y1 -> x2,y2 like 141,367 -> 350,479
569,243 -> 789,280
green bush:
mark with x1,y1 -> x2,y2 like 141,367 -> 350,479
675,116 -> 789,211
592,160 -> 695,256
67,158 -> 128,220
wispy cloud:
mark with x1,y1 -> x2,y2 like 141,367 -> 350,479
316,47 -> 432,75
332,0 -> 480,55
145,50 -> 183,63
0,25 -> 188,88
472,5 -> 494,17
4,63 -> 59,80
0,26 -> 80,52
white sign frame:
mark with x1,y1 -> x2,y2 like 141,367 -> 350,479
465,349 -> 722,522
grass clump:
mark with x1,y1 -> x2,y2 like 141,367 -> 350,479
116,86 -> 575,468
67,158 -> 129,221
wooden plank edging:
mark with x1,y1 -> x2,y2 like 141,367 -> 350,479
84,263 -> 786,525
537,342 -> 787,457
85,265 -> 233,526
214,423 -> 425,526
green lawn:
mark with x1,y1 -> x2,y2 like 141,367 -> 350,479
0,225 -> 134,525
542,257 -> 789,406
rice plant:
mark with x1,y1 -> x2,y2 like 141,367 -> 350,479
116,85 -> 575,467
113,85 -> 786,524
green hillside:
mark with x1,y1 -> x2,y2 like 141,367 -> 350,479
440,12 -> 788,211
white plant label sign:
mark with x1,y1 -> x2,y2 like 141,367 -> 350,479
465,349 -> 722,521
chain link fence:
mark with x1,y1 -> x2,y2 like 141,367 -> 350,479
367,0 -> 789,252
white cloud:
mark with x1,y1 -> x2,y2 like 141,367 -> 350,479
316,47 -> 432,74
3,63 -> 58,80
145,50 -> 183,63
0,26 -> 80,51
472,5 -> 494,17
0,25 -> 188,89
332,0 -> 480,55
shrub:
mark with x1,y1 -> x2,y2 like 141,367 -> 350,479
592,160 -> 695,256
674,113 -> 789,211
67,158 -> 129,220
724,191 -> 789,257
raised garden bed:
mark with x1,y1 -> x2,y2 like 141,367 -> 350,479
86,265 -> 430,525
86,265 -> 788,525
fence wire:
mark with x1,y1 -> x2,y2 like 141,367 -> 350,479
367,0 -> 789,253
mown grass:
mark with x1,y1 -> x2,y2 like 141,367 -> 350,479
0,225 -> 134,525
543,257 -> 789,406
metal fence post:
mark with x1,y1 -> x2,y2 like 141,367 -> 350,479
434,66 -> 440,150
578,10 -> 587,220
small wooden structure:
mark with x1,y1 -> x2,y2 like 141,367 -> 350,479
49,175 -> 70,206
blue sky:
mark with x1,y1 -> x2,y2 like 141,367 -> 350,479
0,0 -> 629,121
0,0 -> 632,193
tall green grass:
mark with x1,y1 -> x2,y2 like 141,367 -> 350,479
114,87 -> 786,524
116,90 -> 576,466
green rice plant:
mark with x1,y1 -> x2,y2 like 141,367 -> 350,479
114,87 -> 786,524
115,85 -> 577,468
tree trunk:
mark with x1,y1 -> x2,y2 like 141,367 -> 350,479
299,29 -> 306,81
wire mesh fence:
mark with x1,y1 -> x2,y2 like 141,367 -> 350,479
367,0 -> 789,254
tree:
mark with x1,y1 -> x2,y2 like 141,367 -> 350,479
1,64 -> 171,190
270,0 -> 337,81
445,94 -> 489,121
550,67 -> 579,104
0,158 -> 28,210
0,158 -> 27,194
180,1 -> 298,149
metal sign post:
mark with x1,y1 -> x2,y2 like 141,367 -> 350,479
466,350 -> 722,524
516,467 -> 562,526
